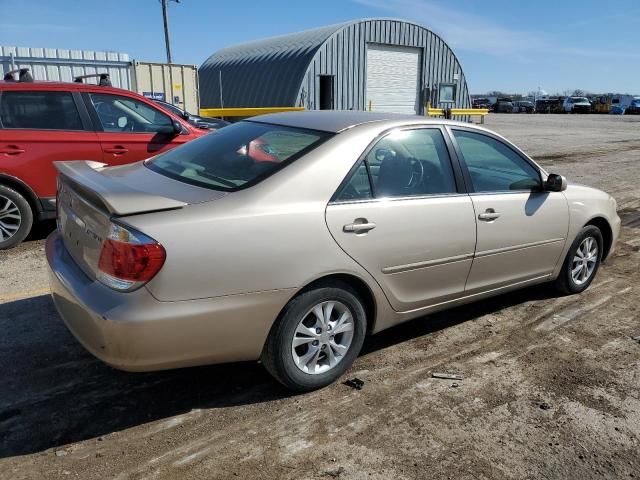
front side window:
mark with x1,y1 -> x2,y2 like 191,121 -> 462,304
147,121 -> 330,191
452,130 -> 541,192
0,91 -> 83,130
89,93 -> 174,133
335,128 -> 457,201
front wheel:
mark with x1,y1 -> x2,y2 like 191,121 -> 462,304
554,225 -> 603,294
262,284 -> 367,391
0,185 -> 33,250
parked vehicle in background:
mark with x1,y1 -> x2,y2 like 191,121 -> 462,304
563,96 -> 591,113
0,75 -> 207,249
624,97 -> 640,115
591,96 -> 611,114
472,98 -> 491,109
494,97 -> 514,113
513,101 -> 535,113
610,104 -> 626,115
152,99 -> 229,130
535,98 -> 554,114
47,111 -> 620,391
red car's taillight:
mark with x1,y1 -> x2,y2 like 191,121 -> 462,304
97,223 -> 166,291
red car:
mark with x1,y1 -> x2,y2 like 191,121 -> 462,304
0,79 -> 207,248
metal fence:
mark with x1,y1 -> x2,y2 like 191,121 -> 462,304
1,46 -> 131,89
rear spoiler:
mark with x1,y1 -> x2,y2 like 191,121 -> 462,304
55,161 -> 187,216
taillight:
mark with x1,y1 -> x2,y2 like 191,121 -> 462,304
97,223 -> 166,291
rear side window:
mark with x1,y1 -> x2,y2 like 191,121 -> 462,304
147,121 -> 331,191
0,91 -> 83,130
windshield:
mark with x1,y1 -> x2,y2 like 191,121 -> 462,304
158,101 -> 185,116
146,121 -> 331,191
571,97 -> 589,103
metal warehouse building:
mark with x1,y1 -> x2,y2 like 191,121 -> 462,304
199,18 -> 471,115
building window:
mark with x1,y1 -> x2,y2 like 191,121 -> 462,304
438,83 -> 457,104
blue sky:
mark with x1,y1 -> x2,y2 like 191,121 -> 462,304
1,0 -> 639,94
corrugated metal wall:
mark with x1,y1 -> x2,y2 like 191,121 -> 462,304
299,19 -> 471,114
0,46 -> 131,89
199,24 -> 340,108
198,19 -> 471,114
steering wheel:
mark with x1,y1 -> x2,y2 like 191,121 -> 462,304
407,157 -> 424,189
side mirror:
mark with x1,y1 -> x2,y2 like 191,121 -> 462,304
156,120 -> 184,136
182,112 -> 190,120
545,173 -> 567,192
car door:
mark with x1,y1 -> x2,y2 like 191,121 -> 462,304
325,127 -> 477,312
84,92 -> 195,165
449,128 -> 569,293
0,89 -> 102,201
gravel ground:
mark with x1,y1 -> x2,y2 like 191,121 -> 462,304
0,114 -> 639,480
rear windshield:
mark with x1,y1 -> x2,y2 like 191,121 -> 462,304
146,121 -> 331,191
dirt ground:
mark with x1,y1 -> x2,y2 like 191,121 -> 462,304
1,114 -> 639,480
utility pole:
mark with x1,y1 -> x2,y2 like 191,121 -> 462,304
161,0 -> 180,64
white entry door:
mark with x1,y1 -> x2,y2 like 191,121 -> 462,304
366,44 -> 421,114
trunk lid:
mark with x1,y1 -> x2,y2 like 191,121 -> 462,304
55,160 -> 226,280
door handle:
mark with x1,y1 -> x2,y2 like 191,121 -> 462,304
478,209 -> 501,221
343,220 -> 376,233
0,146 -> 25,155
104,146 -> 129,154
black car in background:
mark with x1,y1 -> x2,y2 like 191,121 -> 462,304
494,97 -> 514,113
535,97 -> 565,114
472,98 -> 491,109
513,100 -> 535,113
152,99 -> 230,130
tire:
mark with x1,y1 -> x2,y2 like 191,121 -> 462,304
554,225 -> 603,295
262,283 -> 367,391
0,185 -> 33,250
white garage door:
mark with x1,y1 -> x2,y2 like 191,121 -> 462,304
366,44 -> 421,114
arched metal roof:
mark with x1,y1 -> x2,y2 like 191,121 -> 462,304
199,22 -> 349,108
199,18 -> 470,112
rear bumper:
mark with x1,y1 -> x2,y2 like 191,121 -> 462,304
46,232 -> 294,371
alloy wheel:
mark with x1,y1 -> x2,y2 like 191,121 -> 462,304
0,195 -> 21,242
291,300 -> 355,375
571,236 -> 598,286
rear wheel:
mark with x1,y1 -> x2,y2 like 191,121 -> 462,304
262,284 -> 366,391
0,185 -> 33,250
554,225 -> 603,294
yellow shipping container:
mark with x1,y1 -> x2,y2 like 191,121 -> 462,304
130,61 -> 199,114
